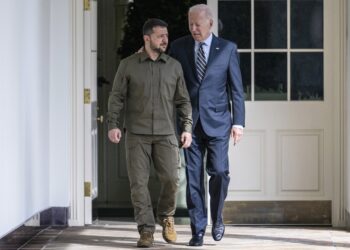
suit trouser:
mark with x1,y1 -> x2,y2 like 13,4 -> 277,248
125,132 -> 180,234
184,122 -> 230,235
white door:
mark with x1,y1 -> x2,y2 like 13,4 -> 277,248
84,0 -> 99,224
208,0 -> 342,225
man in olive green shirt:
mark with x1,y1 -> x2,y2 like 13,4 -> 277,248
107,19 -> 192,248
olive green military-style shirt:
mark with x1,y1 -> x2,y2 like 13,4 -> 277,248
107,51 -> 192,135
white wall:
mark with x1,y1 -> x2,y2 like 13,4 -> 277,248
49,0 -> 71,206
0,0 -> 71,238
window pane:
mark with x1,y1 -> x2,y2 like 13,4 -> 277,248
255,0 -> 287,49
291,53 -> 323,100
291,0 -> 323,49
240,53 -> 251,100
219,0 -> 251,49
255,53 -> 287,100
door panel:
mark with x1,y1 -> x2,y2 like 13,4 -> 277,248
208,0 -> 338,222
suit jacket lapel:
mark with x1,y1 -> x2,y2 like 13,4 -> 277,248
186,37 -> 200,83
206,35 -> 220,71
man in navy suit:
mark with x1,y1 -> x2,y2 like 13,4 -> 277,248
169,4 -> 245,246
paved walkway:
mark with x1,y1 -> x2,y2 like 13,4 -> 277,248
13,219 -> 350,249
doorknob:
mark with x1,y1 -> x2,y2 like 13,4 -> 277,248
96,115 -> 104,123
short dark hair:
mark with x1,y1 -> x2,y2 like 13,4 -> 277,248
142,18 -> 168,35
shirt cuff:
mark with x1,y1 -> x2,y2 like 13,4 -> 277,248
232,125 -> 244,130
183,124 -> 192,134
107,123 -> 119,131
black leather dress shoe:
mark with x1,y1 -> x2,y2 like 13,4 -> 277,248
189,233 -> 204,246
212,223 -> 225,241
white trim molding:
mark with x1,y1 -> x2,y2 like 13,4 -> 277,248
68,0 -> 85,226
344,0 -> 350,229
333,0 -> 348,227
24,213 -> 40,227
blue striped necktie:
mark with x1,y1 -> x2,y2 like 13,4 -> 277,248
196,42 -> 206,82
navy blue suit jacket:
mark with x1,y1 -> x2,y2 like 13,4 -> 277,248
169,35 -> 245,137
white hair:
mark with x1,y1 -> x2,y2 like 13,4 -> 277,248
188,4 -> 213,20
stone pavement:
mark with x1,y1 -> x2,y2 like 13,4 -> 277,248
13,219 -> 350,249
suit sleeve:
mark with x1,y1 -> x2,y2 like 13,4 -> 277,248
228,46 -> 245,127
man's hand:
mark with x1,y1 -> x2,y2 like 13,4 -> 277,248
231,127 -> 243,145
108,128 -> 122,144
180,132 -> 192,148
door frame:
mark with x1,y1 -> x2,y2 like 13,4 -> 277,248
69,0 -> 99,226
334,0 -> 348,227
68,0 -> 349,227
69,0 -> 85,226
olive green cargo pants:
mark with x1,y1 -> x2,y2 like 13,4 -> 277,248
125,132 -> 180,234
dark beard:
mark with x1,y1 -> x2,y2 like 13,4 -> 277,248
150,43 -> 167,53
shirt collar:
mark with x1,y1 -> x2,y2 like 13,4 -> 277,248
195,33 -> 213,48
140,51 -> 168,62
